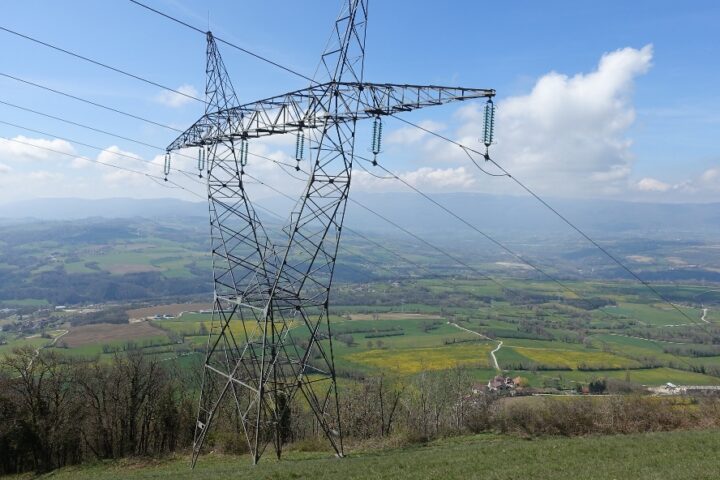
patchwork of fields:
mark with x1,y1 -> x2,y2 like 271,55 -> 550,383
3,278 -> 719,388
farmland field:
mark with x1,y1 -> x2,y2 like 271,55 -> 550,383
62,322 -> 167,347
4,275 -> 718,388
2,217 -> 720,391
345,342 -> 495,374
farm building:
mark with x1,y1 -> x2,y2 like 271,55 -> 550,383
487,375 -> 516,391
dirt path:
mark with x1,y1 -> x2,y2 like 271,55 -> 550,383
664,306 -> 710,327
489,341 -> 503,371
448,322 -> 502,372
26,329 -> 69,370
607,332 -> 689,345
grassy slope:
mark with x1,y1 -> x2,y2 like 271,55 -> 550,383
17,430 -> 720,480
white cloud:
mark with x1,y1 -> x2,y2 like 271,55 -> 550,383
0,135 -> 75,162
27,170 -> 64,182
701,167 -> 719,183
636,177 -> 671,192
0,163 -> 11,174
354,166 -> 476,192
450,44 -> 654,196
96,146 -> 150,185
401,166 -> 476,189
155,84 -> 200,108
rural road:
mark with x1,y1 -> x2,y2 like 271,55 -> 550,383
664,306 -> 710,327
489,341 -> 503,371
25,329 -> 69,370
448,322 -> 502,372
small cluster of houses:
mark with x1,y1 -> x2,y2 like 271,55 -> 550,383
471,375 -> 520,395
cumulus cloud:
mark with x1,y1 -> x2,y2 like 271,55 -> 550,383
701,168 -> 719,183
448,45 -> 654,196
96,146 -> 151,184
27,170 -> 64,182
401,166 -> 476,189
0,135 -> 76,162
155,84 -> 200,108
354,166 -> 476,192
636,177 -> 671,192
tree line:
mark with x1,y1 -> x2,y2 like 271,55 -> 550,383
2,348 -> 720,475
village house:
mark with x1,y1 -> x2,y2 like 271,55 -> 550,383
487,375 -> 516,392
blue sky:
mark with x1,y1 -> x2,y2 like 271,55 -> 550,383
0,0 -> 719,203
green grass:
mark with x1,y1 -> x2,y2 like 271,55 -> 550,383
538,367 -> 720,386
56,335 -> 172,358
0,298 -> 50,307
600,303 -> 703,326
14,430 -> 720,480
0,336 -> 49,356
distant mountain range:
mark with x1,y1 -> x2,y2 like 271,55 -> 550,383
2,194 -> 719,240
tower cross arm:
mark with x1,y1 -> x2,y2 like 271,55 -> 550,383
166,82 -> 495,151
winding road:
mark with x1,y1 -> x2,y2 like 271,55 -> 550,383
665,306 -> 710,327
448,322 -> 502,372
26,329 -> 69,370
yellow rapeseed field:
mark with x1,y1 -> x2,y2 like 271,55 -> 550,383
346,343 -> 494,374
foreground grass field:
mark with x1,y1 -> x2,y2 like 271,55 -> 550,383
14,430 -> 720,480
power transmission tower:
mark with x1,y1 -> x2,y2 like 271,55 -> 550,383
165,0 -> 495,466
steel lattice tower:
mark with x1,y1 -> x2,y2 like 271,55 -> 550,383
165,0 -> 495,465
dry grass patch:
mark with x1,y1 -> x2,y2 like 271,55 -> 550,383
63,322 -> 167,347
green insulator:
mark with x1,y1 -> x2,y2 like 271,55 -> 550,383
295,130 -> 305,162
483,99 -> 495,147
372,116 -> 382,155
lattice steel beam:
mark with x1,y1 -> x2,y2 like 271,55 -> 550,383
167,0 -> 494,466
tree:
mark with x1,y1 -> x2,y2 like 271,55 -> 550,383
198,322 -> 209,336
0,347 -> 82,472
589,379 -> 607,394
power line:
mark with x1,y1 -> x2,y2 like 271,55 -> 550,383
241,171 -> 437,278
3,117 -> 708,372
2,0 -> 680,317
0,97 -> 218,170
0,78 -> 703,329
355,154 -> 584,299
352,153 -> 712,359
0,99 -> 168,151
243,146 -> 515,292
391,114 -> 704,327
0,98 -> 438,279
0,72 -> 184,133
0,100 -> 432,279
128,0 -> 316,84
0,26 -> 205,104
0,97 -> 313,182
0,45 -> 701,327
0,135 -> 202,199
0,10 -> 705,369
0,118 -> 202,179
